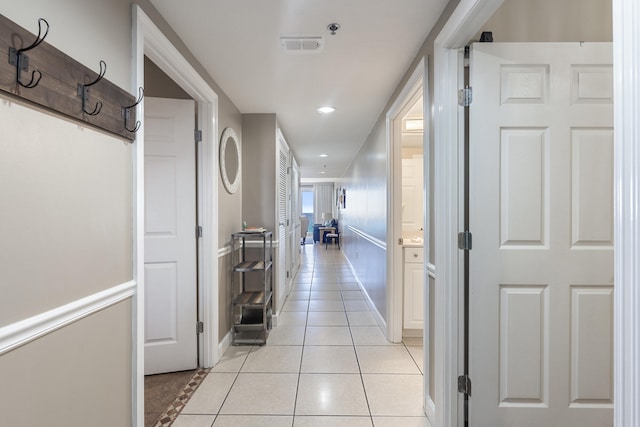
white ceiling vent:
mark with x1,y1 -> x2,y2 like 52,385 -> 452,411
280,37 -> 324,53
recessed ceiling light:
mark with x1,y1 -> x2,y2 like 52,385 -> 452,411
317,106 -> 336,114
318,153 -> 328,158
320,171 -> 326,174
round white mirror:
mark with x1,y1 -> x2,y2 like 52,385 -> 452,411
220,127 -> 241,194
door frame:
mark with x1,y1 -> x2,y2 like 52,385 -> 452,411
386,57 -> 426,345
612,0 -> 640,425
132,6 -> 219,426
434,0 -> 640,426
433,1 -> 505,426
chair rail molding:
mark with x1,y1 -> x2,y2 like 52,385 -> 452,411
0,281 -> 135,356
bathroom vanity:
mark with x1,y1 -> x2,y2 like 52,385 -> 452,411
403,240 -> 424,331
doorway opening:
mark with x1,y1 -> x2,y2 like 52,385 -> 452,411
142,56 -> 201,426
301,186 -> 314,244
386,57 -> 434,421
133,6 -> 220,425
143,57 -> 199,376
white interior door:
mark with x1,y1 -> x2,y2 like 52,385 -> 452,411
144,97 -> 198,375
402,157 -> 424,233
469,43 -> 613,426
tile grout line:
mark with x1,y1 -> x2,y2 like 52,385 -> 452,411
290,247 -> 315,425
345,290 -> 375,423
203,345 -> 253,425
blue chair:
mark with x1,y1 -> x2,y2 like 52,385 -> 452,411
313,224 -> 321,243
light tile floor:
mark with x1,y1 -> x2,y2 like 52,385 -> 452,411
173,244 -> 429,427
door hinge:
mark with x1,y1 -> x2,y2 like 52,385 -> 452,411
194,129 -> 202,143
458,86 -> 472,107
458,374 -> 472,395
458,231 -> 472,250
196,321 -> 204,334
196,225 -> 203,238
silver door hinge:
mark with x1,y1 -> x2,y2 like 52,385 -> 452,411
194,129 -> 202,143
196,321 -> 204,334
196,225 -> 203,238
458,231 -> 472,250
458,374 -> 472,395
458,87 -> 472,107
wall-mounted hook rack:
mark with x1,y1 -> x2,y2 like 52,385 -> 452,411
78,60 -> 106,116
0,14 -> 137,141
8,17 -> 48,89
122,87 -> 143,133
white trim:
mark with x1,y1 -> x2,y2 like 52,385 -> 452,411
218,240 -> 281,258
386,58 -> 426,345
132,6 -> 220,427
613,0 -> 640,425
218,245 -> 232,258
433,1 -> 504,426
218,330 -> 231,361
245,239 -> 281,248
342,253 -> 387,330
347,225 -> 387,250
0,281 -> 135,356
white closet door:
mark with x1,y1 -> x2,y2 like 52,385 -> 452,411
469,43 -> 613,426
144,97 -> 198,375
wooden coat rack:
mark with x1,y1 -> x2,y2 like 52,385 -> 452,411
0,14 -> 142,142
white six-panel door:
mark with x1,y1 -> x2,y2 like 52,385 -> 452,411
144,97 -> 198,375
402,157 -> 424,233
469,43 -> 613,426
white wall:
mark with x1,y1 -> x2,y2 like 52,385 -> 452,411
0,1 -> 135,425
341,120 -> 388,319
477,0 -> 612,42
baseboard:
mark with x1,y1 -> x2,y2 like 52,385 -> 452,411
0,280 -> 136,356
403,328 -> 423,338
217,330 -> 232,362
364,291 -> 387,331
342,254 -> 387,331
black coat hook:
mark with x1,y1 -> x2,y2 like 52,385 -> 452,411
122,87 -> 144,132
8,18 -> 49,89
77,60 -> 106,116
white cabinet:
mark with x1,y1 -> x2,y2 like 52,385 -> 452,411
403,246 -> 424,330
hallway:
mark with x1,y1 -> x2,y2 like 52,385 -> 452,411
171,244 -> 428,426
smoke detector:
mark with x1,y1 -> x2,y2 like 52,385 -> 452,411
280,36 -> 324,53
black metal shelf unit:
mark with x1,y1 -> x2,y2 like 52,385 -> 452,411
230,230 -> 273,345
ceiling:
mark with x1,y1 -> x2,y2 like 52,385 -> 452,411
149,0 -> 448,180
